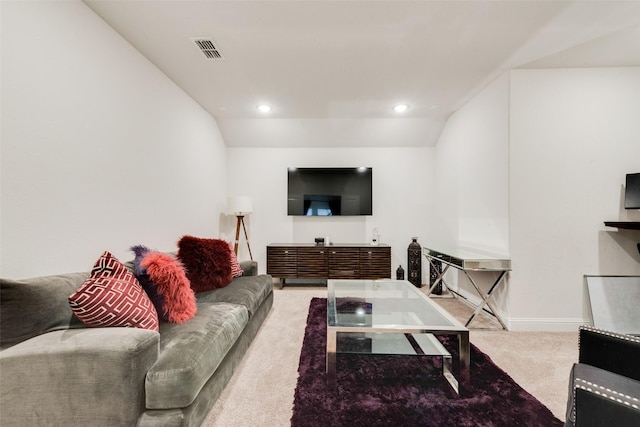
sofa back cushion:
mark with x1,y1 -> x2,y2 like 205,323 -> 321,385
0,272 -> 88,349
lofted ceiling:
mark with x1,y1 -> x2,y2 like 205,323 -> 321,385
84,0 -> 640,147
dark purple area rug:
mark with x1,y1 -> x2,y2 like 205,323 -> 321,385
291,298 -> 563,427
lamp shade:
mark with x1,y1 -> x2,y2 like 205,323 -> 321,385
227,196 -> 253,215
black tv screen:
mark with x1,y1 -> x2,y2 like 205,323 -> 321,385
625,173 -> 640,209
287,167 -> 373,216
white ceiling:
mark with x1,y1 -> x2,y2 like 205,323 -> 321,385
84,0 -> 640,147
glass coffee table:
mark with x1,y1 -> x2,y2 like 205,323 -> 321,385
326,279 -> 470,394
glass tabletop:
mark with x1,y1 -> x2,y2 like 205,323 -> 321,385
327,279 -> 467,331
423,246 -> 510,260
422,246 -> 511,271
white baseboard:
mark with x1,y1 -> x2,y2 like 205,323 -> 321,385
508,318 -> 588,332
448,287 -> 588,332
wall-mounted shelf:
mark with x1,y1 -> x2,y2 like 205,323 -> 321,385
604,222 -> 640,230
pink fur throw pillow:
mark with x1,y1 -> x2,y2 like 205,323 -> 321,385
177,235 -> 233,292
141,252 -> 197,323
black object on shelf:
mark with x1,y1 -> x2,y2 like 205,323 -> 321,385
407,237 -> 421,288
604,221 -> 640,230
396,265 -> 404,280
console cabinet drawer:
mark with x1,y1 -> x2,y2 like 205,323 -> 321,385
359,247 -> 391,279
266,246 -> 297,278
297,247 -> 329,278
328,248 -> 360,279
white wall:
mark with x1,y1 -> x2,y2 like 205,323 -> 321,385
435,67 -> 640,331
1,1 -> 227,278
509,67 -> 640,330
437,73 -> 511,252
434,72 -> 511,316
225,147 -> 437,281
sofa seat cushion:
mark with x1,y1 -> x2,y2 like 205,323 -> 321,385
195,275 -> 272,317
145,302 -> 248,409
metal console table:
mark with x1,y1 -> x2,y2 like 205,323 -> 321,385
423,246 -> 511,330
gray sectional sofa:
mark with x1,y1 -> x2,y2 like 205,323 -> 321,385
0,260 -> 273,427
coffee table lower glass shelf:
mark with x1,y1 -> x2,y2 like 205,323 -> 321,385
337,332 -> 458,393
326,279 -> 470,395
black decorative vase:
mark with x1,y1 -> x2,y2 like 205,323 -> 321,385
407,237 -> 421,288
396,265 -> 404,280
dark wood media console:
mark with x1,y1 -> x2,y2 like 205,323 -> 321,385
267,243 -> 391,287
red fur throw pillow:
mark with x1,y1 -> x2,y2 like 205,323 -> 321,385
141,252 -> 197,323
177,235 -> 233,292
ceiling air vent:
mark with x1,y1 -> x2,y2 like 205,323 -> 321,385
191,38 -> 224,60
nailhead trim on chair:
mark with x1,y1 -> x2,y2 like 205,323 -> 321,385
579,325 -> 640,344
571,384 -> 577,423
574,377 -> 640,411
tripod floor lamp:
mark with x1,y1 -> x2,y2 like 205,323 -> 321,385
228,196 -> 253,260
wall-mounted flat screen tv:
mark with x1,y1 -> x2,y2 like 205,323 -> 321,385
287,167 -> 373,216
625,173 -> 640,209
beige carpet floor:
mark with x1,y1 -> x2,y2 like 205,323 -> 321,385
202,286 -> 577,426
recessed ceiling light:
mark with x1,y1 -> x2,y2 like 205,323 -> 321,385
393,104 -> 409,113
257,104 -> 272,113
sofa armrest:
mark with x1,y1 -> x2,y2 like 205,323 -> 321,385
0,327 -> 159,427
240,260 -> 258,276
578,326 -> 640,381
